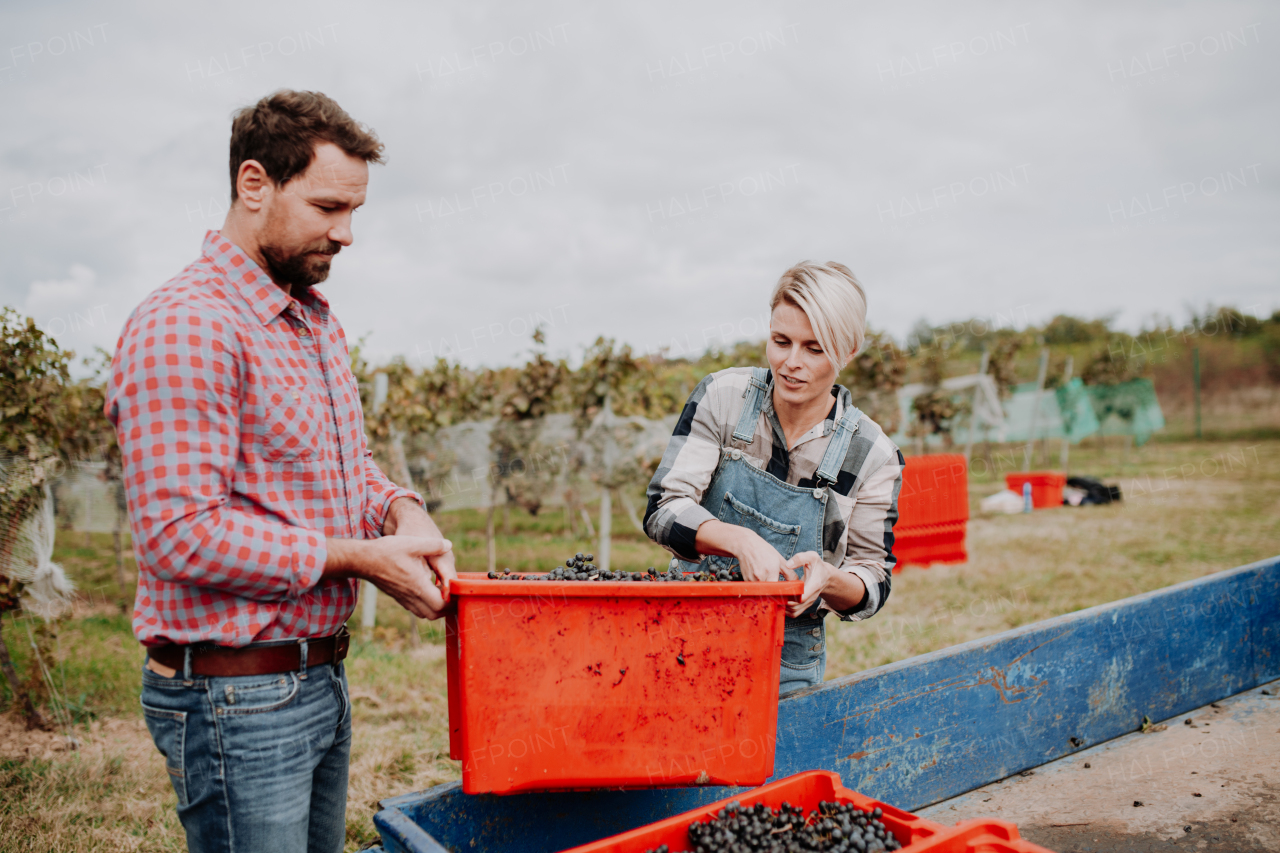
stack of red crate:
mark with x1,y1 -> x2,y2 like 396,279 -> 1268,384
561,771 -> 1056,853
893,454 -> 969,571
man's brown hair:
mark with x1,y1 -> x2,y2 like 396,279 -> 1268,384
229,90 -> 385,202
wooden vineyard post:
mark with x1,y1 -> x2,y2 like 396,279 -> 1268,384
1023,348 -> 1049,471
963,347 -> 990,465
361,373 -> 389,644
1193,346 -> 1202,439
1058,355 -> 1073,474
597,489 -> 612,573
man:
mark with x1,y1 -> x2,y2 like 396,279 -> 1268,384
106,90 -> 455,853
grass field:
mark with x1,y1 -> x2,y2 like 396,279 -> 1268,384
2,437 -> 1278,852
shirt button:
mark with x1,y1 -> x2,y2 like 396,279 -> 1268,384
730,449 -> 742,460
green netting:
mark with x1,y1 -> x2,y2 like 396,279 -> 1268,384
986,378 -> 1099,445
999,378 -> 1163,445
1085,378 -> 1166,446
887,376 -> 1164,447
1055,378 -> 1101,444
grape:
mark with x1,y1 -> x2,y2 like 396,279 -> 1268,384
644,800 -> 902,853
486,556 -> 746,582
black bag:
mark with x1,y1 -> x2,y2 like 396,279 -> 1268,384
1066,476 -> 1121,505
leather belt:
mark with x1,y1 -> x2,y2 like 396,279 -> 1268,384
148,627 -> 350,677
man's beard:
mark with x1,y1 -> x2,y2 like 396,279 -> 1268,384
260,239 -> 342,290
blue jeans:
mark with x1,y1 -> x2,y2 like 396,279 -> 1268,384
140,657 -> 352,853
779,614 -> 826,696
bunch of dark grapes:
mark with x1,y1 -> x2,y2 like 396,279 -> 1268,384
645,800 -> 901,853
487,554 -> 744,583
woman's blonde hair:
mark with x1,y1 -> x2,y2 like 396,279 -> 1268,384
770,261 -> 867,371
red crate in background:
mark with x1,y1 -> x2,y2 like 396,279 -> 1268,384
446,573 -> 802,794
1004,472 -> 1066,509
910,819 -> 1057,853
560,770 -> 951,853
559,770 -> 1057,853
897,454 -> 970,527
893,521 -> 967,569
895,454 -> 969,570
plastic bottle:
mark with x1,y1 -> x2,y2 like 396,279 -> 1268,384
1022,482 -> 1033,513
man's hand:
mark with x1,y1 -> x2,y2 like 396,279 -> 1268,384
365,536 -> 454,619
324,535 -> 453,619
782,551 -> 866,618
383,498 -> 457,606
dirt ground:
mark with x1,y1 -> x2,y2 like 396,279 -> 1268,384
4,439 -> 1276,851
918,680 -> 1280,853
0,714 -> 79,762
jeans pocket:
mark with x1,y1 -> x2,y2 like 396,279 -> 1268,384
330,664 -> 351,731
215,672 -> 301,716
141,703 -> 189,807
781,620 -> 825,671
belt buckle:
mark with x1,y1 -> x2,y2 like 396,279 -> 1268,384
334,626 -> 350,661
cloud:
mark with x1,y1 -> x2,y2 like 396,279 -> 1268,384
24,263 -> 96,317
1,0 -> 1277,369
21,264 -> 114,359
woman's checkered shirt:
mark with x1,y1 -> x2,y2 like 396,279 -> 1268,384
644,367 -> 903,621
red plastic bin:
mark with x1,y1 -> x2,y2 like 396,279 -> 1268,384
897,454 -> 970,528
446,572 -> 803,795
894,521 -> 967,569
559,770 -> 953,853
1004,472 -> 1066,509
910,819 -> 1057,852
896,454 -> 969,569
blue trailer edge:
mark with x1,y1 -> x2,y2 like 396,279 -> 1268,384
372,554 -> 1280,853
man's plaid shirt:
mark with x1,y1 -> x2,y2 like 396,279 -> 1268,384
107,231 -> 420,647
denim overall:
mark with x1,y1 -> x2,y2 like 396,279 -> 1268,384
675,368 -> 862,695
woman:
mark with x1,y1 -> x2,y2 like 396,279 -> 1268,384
644,261 -> 903,695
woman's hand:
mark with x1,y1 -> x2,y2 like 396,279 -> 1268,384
695,520 -> 789,582
734,530 -> 791,582
782,551 -> 866,618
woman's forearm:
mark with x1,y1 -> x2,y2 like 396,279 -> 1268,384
697,520 -> 792,582
821,570 -> 867,612
694,519 -> 749,558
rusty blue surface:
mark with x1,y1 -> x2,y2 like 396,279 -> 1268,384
373,555 -> 1280,853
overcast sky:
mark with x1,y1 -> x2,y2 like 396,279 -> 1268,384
2,0 -> 1276,370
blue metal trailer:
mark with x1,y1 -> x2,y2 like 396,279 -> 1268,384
369,555 -> 1280,853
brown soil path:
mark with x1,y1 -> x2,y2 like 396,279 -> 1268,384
918,680 -> 1280,852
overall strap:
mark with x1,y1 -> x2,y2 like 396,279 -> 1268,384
815,403 -> 863,485
731,367 -> 771,443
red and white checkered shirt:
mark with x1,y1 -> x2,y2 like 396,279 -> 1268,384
107,230 -> 420,647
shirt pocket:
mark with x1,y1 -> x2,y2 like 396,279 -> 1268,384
260,380 -> 325,462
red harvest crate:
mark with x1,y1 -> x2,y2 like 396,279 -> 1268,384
896,454 -> 969,569
897,454 -> 970,528
1004,472 -> 1067,509
893,521 -> 967,569
560,770 -> 1055,853
911,819 -> 1057,853
446,572 -> 803,795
